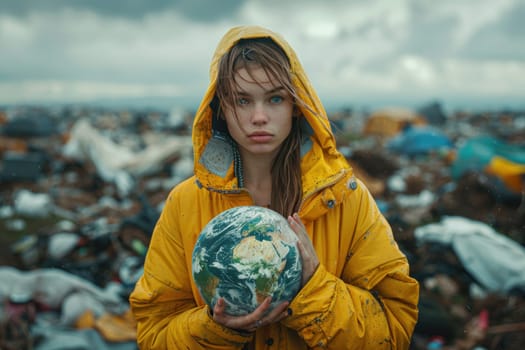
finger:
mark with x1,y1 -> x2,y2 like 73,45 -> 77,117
221,297 -> 272,332
249,300 -> 289,330
293,213 -> 306,229
288,215 -> 310,257
288,214 -> 320,287
288,215 -> 306,238
241,298 -> 272,331
251,296 -> 272,320
264,301 -> 290,323
213,297 -> 226,317
295,238 -> 307,259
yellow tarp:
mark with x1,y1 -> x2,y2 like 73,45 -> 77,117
363,107 -> 427,138
486,156 -> 525,193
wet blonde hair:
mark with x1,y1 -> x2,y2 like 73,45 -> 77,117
215,37 -> 303,217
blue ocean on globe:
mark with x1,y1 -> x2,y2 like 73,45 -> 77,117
192,206 -> 302,316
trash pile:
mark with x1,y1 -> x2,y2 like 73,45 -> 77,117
344,104 -> 525,350
1,103 -> 524,349
0,106 -> 193,350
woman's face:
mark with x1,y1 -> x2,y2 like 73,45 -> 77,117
224,65 -> 294,160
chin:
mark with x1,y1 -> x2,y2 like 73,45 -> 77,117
246,144 -> 279,155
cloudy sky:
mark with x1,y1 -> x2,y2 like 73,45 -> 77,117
1,0 -> 524,111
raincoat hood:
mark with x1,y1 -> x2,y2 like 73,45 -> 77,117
192,25 -> 351,203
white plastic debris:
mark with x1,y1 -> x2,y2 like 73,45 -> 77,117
0,205 -> 14,218
60,291 -> 106,326
123,136 -> 192,177
31,328 -> 111,350
62,118 -> 192,196
395,189 -> 435,208
55,219 -> 76,231
167,107 -> 188,129
415,216 -> 525,294
0,266 -> 19,299
14,190 -> 52,217
5,218 -> 26,231
47,233 -> 80,260
387,174 -> 406,192
171,155 -> 194,183
0,267 -> 126,326
63,119 -> 135,196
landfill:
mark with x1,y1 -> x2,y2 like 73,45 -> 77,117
0,103 -> 524,350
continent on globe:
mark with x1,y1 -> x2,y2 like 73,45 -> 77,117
192,206 -> 302,316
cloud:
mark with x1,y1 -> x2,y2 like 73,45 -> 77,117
0,9 -> 228,97
0,80 -> 182,103
0,0 -> 246,21
457,1 -> 525,60
0,0 -> 524,109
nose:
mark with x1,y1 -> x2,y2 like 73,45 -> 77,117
251,103 -> 268,125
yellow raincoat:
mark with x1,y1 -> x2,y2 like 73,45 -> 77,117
129,25 -> 419,349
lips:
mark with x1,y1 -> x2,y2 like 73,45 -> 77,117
248,131 -> 273,142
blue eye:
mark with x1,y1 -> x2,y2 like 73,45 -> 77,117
270,95 -> 283,104
237,97 -> 249,105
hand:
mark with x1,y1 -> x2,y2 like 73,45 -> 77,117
288,213 -> 320,287
212,297 -> 290,333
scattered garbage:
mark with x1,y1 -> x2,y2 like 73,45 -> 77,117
1,113 -> 57,138
1,104 -> 524,350
0,151 -> 49,182
417,101 -> 447,126
62,118 -> 192,197
415,216 -> 525,295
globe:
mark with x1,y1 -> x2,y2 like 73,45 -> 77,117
192,206 -> 302,316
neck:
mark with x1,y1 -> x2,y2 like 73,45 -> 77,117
242,156 -> 272,188
240,153 -> 273,207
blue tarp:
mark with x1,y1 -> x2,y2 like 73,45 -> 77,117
387,126 -> 453,156
450,136 -> 525,179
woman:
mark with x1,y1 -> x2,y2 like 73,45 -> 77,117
129,25 -> 419,349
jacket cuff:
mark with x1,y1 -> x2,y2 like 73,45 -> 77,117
282,264 -> 332,329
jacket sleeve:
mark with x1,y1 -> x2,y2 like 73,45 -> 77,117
128,187 -> 253,349
282,180 -> 419,350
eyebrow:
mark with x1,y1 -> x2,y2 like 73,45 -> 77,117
236,86 -> 286,96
